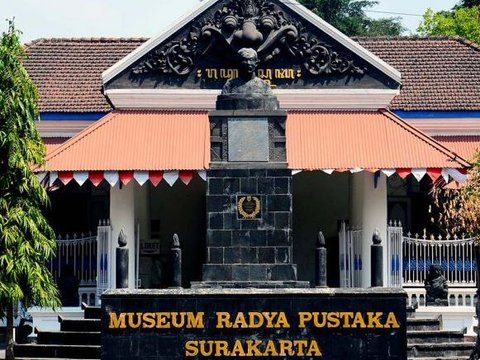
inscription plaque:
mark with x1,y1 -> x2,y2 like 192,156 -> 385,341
228,117 -> 269,162
102,288 -> 407,360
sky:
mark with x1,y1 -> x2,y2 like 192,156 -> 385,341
0,0 -> 460,43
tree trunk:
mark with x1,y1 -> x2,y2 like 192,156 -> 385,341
5,301 -> 14,360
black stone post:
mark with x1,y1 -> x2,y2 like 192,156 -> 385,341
116,230 -> 129,289
315,231 -> 327,288
371,229 -> 384,287
470,245 -> 480,360
170,234 -> 182,288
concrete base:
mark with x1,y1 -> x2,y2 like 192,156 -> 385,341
28,307 -> 83,332
191,280 -> 310,288
415,306 -> 476,336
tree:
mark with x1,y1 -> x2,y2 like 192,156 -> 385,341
298,0 -> 405,36
432,153 -> 480,238
417,5 -> 480,44
0,21 -> 60,360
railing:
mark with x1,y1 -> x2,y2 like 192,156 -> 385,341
339,222 -> 363,287
387,221 -> 403,287
47,232 -> 97,286
402,233 -> 477,286
96,219 -> 112,303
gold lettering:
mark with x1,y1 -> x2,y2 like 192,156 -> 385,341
214,341 -> 230,357
367,312 -> 383,328
156,312 -> 171,329
313,312 -> 327,328
306,340 -> 322,357
298,312 -> 312,328
185,341 -> 198,357
187,312 -> 204,329
295,340 -> 308,356
249,312 -> 264,328
232,312 -> 248,328
276,312 -> 290,328
127,313 -> 142,329
142,313 -> 156,329
216,312 -> 232,328
340,312 -> 354,328
199,340 -> 214,357
230,340 -> 246,356
108,313 -> 126,329
264,340 -> 279,356
384,312 -> 400,328
246,340 -> 263,356
327,312 -> 341,328
352,312 -> 367,328
279,340 -> 295,356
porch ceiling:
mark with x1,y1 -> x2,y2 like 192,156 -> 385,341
286,110 -> 470,172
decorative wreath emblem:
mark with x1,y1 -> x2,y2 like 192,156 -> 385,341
237,196 -> 261,219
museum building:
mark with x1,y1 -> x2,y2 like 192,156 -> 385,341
24,0 -> 480,303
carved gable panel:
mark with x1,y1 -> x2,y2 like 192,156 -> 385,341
105,0 -> 400,91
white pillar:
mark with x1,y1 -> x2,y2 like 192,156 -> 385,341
350,172 -> 388,287
134,184 -> 150,288
110,182 -> 136,288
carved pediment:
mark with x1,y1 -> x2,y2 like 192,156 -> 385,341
104,0 -> 400,91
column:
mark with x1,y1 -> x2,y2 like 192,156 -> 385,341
350,172 -> 388,287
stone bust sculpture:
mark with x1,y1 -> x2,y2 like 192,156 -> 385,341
216,48 -> 278,110
425,264 -> 448,306
221,48 -> 272,95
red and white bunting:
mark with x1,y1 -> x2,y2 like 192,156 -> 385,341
73,171 -> 89,186
104,171 -> 119,187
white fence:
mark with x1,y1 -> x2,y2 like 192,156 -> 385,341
386,221 -> 478,306
339,222 -> 363,287
96,219 -> 112,303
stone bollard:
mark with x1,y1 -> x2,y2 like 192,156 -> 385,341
116,230 -> 129,289
315,231 -> 327,287
170,234 -> 182,288
371,229 -> 383,287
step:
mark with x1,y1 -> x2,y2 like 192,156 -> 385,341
81,303 -> 101,320
59,316 -> 101,332
407,317 -> 441,331
16,358 -> 99,360
407,329 -> 465,344
408,357 -> 470,360
14,343 -> 100,359
36,329 -> 100,346
407,342 -> 475,358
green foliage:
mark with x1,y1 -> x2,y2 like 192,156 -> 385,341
0,20 -> 60,317
298,0 -> 405,36
418,6 -> 480,44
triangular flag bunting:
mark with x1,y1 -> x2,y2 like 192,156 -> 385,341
381,169 -> 396,177
73,171 -> 89,186
396,168 -> 411,179
119,171 -> 134,185
411,168 -> 427,182
149,171 -> 163,187
134,171 -> 149,186
164,171 -> 179,186
427,168 -> 442,183
104,171 -> 119,187
197,170 -> 207,181
89,171 -> 104,186
49,171 -> 58,186
58,171 -> 74,185
322,169 -> 335,175
179,170 -> 194,185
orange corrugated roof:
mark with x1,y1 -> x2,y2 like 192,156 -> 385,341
43,111 -> 210,171
434,136 -> 480,162
43,137 -> 68,154
44,110 -> 469,173
286,110 -> 470,170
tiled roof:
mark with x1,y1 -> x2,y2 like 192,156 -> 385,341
355,36 -> 480,111
24,38 -> 147,112
24,36 -> 480,112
